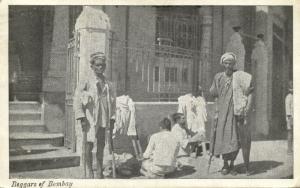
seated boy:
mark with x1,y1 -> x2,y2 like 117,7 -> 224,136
140,118 -> 180,178
171,113 -> 204,167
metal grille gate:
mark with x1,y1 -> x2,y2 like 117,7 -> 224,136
109,34 -> 201,102
65,32 -> 202,150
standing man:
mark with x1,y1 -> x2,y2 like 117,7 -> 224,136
74,52 -> 116,179
209,52 -> 253,175
285,80 -> 293,154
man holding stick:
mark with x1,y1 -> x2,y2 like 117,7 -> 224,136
74,52 -> 116,179
209,52 -> 254,175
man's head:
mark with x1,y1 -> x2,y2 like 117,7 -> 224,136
220,52 -> 237,74
172,113 -> 185,126
158,118 -> 171,131
232,26 -> 241,32
90,52 -> 106,75
192,85 -> 203,97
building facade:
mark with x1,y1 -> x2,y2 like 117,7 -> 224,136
9,6 -> 293,146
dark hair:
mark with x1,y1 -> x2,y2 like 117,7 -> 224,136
257,33 -> 264,40
159,118 -> 171,131
232,26 -> 241,32
172,113 -> 184,123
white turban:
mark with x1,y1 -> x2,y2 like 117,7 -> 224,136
220,52 -> 237,65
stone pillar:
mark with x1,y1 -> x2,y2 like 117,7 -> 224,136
251,38 -> 269,137
225,28 -> 245,71
74,5 -> 111,155
75,6 -> 111,82
223,6 -> 242,49
42,6 -> 69,134
254,6 -> 271,138
222,7 -> 245,71
198,7 -> 213,93
43,6 -> 69,92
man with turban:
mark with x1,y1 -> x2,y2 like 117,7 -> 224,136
74,52 -> 116,178
209,52 -> 254,175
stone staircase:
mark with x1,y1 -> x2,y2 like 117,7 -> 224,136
9,101 -> 80,172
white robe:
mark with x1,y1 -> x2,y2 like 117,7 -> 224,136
177,94 -> 207,136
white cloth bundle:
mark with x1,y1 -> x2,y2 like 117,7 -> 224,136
114,95 -> 137,136
177,94 -> 207,135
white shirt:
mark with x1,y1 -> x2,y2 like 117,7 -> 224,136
143,131 -> 179,167
171,124 -> 190,156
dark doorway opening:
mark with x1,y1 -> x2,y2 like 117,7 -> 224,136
9,6 -> 44,101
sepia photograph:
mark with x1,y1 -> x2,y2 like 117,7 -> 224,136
3,2 -> 297,185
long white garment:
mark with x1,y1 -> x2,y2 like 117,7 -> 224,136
114,95 -> 137,136
177,94 -> 207,135
232,71 -> 252,116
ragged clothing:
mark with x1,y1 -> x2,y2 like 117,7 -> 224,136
73,74 -> 116,143
232,71 -> 253,116
113,95 -> 137,136
177,94 -> 207,136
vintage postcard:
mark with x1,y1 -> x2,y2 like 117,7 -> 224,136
0,0 -> 299,187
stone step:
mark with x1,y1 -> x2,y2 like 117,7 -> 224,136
10,147 -> 80,172
9,120 -> 46,133
10,110 -> 42,121
9,132 -> 64,149
10,144 -> 60,156
9,101 -> 41,111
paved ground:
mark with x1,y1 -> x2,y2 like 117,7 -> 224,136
10,140 -> 293,179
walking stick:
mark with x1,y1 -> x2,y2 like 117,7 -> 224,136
108,120 -> 116,178
207,116 -> 217,174
82,129 -> 87,178
136,136 -> 143,159
207,100 -> 218,175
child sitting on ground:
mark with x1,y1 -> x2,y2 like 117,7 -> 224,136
171,113 -> 204,168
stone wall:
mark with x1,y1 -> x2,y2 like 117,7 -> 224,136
113,102 -> 216,153
127,6 -> 156,101
42,6 -> 69,133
